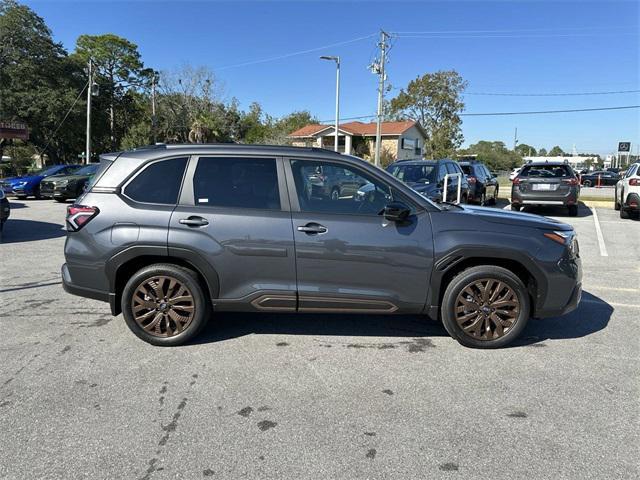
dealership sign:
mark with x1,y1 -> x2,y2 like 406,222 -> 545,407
618,142 -> 631,152
0,121 -> 29,140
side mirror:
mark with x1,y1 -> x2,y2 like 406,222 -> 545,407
382,202 -> 411,222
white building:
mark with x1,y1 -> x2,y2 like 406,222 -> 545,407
523,155 -> 600,171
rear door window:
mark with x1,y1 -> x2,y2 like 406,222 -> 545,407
124,157 -> 188,204
192,157 -> 280,210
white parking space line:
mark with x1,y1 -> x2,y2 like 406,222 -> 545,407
590,207 -> 608,257
585,285 -> 640,293
581,298 -> 640,309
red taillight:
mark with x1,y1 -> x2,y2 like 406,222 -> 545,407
630,178 -> 640,186
467,176 -> 477,184
66,205 -> 99,231
513,177 -> 521,185
562,177 -> 579,186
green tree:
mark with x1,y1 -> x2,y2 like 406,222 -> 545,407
74,34 -> 150,150
538,147 -> 548,156
0,0 -> 86,162
460,140 -> 522,171
515,143 -> 537,157
548,145 -> 565,156
389,70 -> 467,158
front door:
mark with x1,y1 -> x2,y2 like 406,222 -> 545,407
168,155 -> 297,311
286,158 -> 434,314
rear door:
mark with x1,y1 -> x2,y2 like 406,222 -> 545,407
285,157 -> 434,313
168,155 -> 297,309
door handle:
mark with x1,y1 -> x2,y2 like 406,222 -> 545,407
297,223 -> 327,234
179,216 -> 209,227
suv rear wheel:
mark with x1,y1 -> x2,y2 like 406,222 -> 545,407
441,265 -> 531,348
121,264 -> 210,346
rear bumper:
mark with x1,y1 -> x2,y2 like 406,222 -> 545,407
61,263 -> 116,313
1,198 -> 9,223
623,193 -> 640,211
511,188 -> 578,207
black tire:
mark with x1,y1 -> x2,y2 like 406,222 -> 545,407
16,195 -> 26,200
441,265 -> 531,349
330,188 -> 340,201
614,195 -> 621,211
54,197 -> 67,203
568,205 -> 578,217
121,263 -> 210,346
511,203 -> 521,211
620,206 -> 629,219
479,191 -> 487,206
583,180 -> 592,187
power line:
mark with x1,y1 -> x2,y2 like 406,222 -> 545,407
213,33 -> 376,70
459,105 -> 640,116
38,80 -> 89,157
465,89 -> 640,96
393,32 -> 638,39
320,105 -> 640,123
391,26 -> 636,35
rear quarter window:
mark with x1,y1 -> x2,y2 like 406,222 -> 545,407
123,157 -> 188,204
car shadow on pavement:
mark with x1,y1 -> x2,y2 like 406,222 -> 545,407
514,291 -> 613,347
7,201 -> 28,209
0,219 -> 66,244
191,290 -> 612,347
520,202 -> 592,218
192,312 -> 448,346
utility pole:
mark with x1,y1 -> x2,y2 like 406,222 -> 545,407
373,30 -> 390,168
513,127 -> 518,152
151,72 -> 157,144
85,58 -> 92,165
320,56 -> 341,152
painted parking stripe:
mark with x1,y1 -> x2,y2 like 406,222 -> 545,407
581,298 -> 640,309
590,207 -> 608,257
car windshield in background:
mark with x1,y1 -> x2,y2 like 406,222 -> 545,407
31,166 -> 61,176
389,164 -> 436,183
74,164 -> 99,176
519,165 -> 572,178
460,165 -> 472,175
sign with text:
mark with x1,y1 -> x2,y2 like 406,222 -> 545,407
0,121 -> 29,140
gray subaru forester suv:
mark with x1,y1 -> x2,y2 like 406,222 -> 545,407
62,144 -> 582,348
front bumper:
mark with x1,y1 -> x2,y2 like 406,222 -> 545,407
42,184 -> 74,198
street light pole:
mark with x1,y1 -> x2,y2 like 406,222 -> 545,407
85,58 -> 92,164
151,72 -> 157,144
320,56 -> 340,152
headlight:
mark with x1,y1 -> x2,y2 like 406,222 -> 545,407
15,181 -> 27,187
56,179 -> 69,186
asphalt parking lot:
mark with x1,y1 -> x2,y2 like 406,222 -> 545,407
1,200 -> 638,480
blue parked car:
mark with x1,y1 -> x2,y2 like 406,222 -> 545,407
1,164 -> 82,199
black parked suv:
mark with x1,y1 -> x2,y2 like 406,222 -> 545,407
511,160 -> 581,216
62,145 -> 582,349
386,159 -> 469,203
41,163 -> 100,202
458,160 -> 499,205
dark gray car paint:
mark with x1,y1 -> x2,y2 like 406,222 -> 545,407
62,144 -> 581,323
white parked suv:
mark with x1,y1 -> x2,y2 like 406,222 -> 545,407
615,162 -> 640,219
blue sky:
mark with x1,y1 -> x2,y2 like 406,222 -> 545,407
25,0 -> 640,156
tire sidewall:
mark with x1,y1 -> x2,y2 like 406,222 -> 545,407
121,264 -> 209,346
441,266 -> 531,349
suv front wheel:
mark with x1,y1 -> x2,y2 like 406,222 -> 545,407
441,265 -> 531,348
121,264 -> 210,346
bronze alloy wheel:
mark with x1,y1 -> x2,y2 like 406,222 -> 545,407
454,278 -> 520,340
131,275 -> 195,337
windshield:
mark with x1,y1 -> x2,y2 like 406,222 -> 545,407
388,164 -> 437,184
74,164 -> 99,176
31,165 -> 63,177
460,165 -> 472,175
